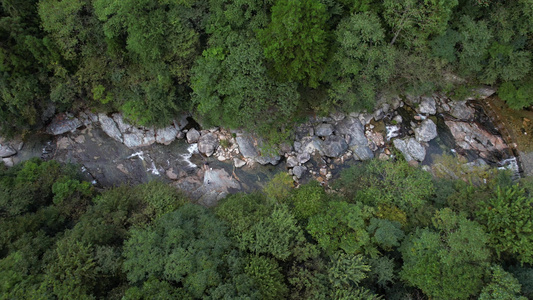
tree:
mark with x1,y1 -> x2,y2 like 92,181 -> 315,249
257,0 -> 329,87
477,185 -> 533,264
479,265 -> 527,300
383,0 -> 458,47
326,12 -> 395,111
400,209 -> 491,299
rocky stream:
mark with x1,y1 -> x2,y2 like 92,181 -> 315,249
0,86 -> 526,206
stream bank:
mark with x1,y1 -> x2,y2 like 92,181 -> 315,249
0,86 -> 523,206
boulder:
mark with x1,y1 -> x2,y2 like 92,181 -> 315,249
315,123 -> 334,137
98,113 -> 123,142
449,101 -> 475,120
393,138 -> 426,162
445,121 -> 508,154
418,96 -> 436,115
414,119 -> 438,142
236,134 -> 259,158
336,117 -> 368,147
322,135 -> 348,158
330,112 -> 345,122
293,165 -> 307,179
300,136 -> 324,156
156,126 -> 178,145
255,153 -> 281,166
233,158 -> 246,168
186,128 -> 200,144
352,145 -> 374,161
286,156 -> 299,168
297,152 -> 311,164
198,133 -> 219,157
0,144 -> 16,157
112,114 -> 132,133
47,113 -> 82,135
465,86 -> 496,100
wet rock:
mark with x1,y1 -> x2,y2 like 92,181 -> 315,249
176,131 -> 185,139
186,128 -> 200,144
233,158 -> 246,168
322,135 -> 348,158
198,133 -> 219,157
156,126 -> 178,145
330,112 -> 345,122
418,96 -> 436,115
297,152 -> 311,164
98,113 -> 123,143
393,138 -> 426,162
300,136 -> 325,156
56,137 -> 71,150
393,115 -> 403,124
414,119 -> 438,142
0,144 -> 16,157
286,156 -> 298,168
166,168 -> 178,180
373,108 -> 384,121
255,152 -> 281,166
449,101 -> 475,120
198,168 -> 241,207
293,165 -> 307,179
352,145 -> 374,161
315,123 -> 334,137
336,117 -> 368,147
123,129 -> 155,148
236,134 -> 259,158
445,121 -> 508,154
47,113 -> 82,135
2,156 -> 14,167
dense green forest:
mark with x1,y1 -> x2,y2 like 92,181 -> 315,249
1,158 -> 533,299
0,0 -> 532,140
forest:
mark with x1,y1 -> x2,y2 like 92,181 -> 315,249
1,0 -> 533,299
0,158 -> 532,299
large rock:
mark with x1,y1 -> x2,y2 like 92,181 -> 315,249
255,153 -> 281,166
449,101 -> 475,120
47,113 -> 82,135
300,136 -> 324,156
0,144 -> 16,157
393,138 -> 426,162
352,145 -> 374,161
123,129 -> 156,148
198,133 -> 219,157
236,134 -> 259,158
414,119 -> 438,142
198,168 -> 241,207
336,117 -> 367,147
286,156 -> 298,168
112,114 -> 133,133
418,96 -> 436,115
465,86 -> 496,100
297,152 -> 311,164
315,123 -> 334,137
445,121 -> 508,154
156,126 -> 178,145
186,128 -> 200,144
322,135 -> 348,158
98,113 -> 123,142
293,165 -> 307,179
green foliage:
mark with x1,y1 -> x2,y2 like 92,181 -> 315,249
245,255 -> 288,300
509,265 -> 533,299
367,218 -> 404,250
263,172 -> 294,202
287,181 -> 328,221
327,12 -> 395,111
477,185 -> 533,264
498,79 -> 533,110
191,32 -> 299,142
400,208 -> 491,299
123,277 -> 191,300
215,192 -> 312,261
257,0 -> 329,87
328,252 -> 370,288
479,265 -> 527,300
307,201 -> 377,256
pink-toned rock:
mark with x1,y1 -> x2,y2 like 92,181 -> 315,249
445,121 -> 508,154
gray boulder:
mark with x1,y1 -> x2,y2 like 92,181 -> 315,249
156,126 -> 178,145
198,133 -> 219,157
47,113 -> 82,135
236,134 -> 259,158
297,152 -> 311,164
186,128 -> 200,144
336,117 -> 367,147
293,165 -> 307,179
98,113 -> 123,142
0,144 -> 16,157
352,145 -> 374,161
233,158 -> 246,168
123,129 -> 156,148
393,138 -> 426,162
315,123 -> 334,137
255,153 -> 281,166
414,119 -> 438,142
322,135 -> 348,158
449,101 -> 475,120
300,136 -> 324,156
418,96 -> 436,115
286,156 -> 298,168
